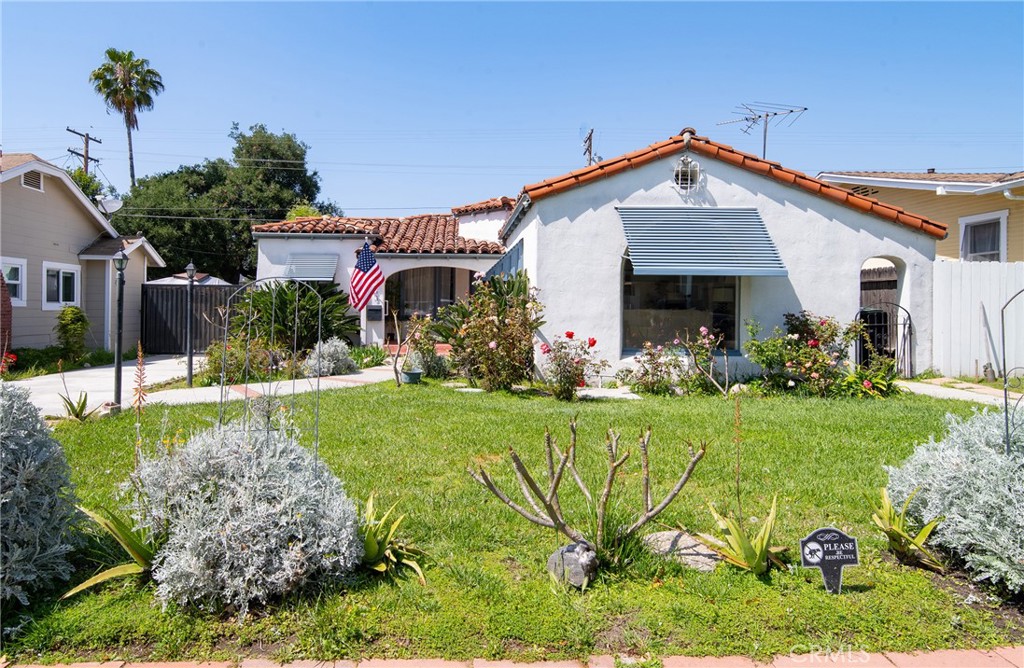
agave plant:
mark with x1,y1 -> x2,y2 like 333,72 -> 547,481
360,493 -> 427,585
704,495 -> 781,575
866,487 -> 944,572
58,391 -> 99,422
62,506 -> 158,599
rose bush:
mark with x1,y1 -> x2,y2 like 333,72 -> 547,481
541,331 -> 608,401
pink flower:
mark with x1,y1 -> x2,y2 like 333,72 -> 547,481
540,343 -> 551,355
488,341 -> 497,350
808,339 -> 819,348
810,372 -> 820,379
474,272 -> 485,280
565,331 -> 574,340
863,379 -> 873,389
819,319 -> 828,326
785,361 -> 793,368
656,345 -> 664,352
587,337 -> 597,348
699,326 -> 709,336
673,338 -> 681,345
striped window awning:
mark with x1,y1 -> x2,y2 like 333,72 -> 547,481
285,254 -> 339,281
618,207 -> 787,276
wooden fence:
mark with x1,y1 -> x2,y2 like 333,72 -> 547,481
141,284 -> 237,355
932,260 -> 1024,378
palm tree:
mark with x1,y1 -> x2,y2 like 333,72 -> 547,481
89,48 -> 164,189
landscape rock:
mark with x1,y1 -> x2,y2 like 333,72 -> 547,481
642,531 -> 722,572
547,542 -> 598,588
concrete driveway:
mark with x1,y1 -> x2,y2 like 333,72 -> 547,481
6,355 -> 199,417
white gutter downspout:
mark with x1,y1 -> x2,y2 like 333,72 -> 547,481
1003,189 -> 1024,201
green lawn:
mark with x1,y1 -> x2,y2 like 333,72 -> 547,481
8,384 -> 1020,663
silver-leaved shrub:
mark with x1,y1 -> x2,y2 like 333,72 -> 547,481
131,424 -> 362,616
303,337 -> 357,377
0,383 -> 80,606
886,409 -> 1024,593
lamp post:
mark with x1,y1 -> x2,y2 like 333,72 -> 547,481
185,261 -> 196,387
112,250 -> 129,409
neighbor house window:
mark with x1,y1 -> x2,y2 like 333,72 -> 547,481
959,210 -> 1008,262
623,260 -> 738,351
2,257 -> 27,307
41,261 -> 80,310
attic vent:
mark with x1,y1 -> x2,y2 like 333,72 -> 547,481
673,156 -> 700,193
850,185 -> 879,197
21,170 -> 43,191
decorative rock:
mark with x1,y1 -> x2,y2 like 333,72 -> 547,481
642,531 -> 722,572
547,542 -> 598,588
455,387 -> 484,393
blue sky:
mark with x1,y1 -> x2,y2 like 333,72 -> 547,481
2,2 -> 1022,218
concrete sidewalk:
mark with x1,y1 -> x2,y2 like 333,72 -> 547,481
898,378 -> 1022,406
7,646 -> 1024,668
5,356 -> 396,417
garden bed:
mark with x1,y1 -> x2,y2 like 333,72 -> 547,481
6,385 -> 1022,663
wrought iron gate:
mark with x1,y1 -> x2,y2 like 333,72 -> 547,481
855,302 -> 914,378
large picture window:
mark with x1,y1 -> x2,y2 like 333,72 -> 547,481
385,267 -> 459,319
623,260 -> 737,351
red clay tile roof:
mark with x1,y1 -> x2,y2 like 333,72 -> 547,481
451,196 -> 516,216
252,215 -> 504,255
822,171 -> 1024,185
519,129 -> 947,240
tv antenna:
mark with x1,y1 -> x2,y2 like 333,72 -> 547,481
580,125 -> 602,166
717,102 -> 807,159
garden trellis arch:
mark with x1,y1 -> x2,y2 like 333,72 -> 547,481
215,277 -> 325,456
1002,287 -> 1024,455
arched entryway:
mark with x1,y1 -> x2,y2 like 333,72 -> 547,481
857,257 -> 913,377
382,266 -> 473,343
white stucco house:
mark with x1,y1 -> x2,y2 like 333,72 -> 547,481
253,198 -> 512,344
496,128 -> 948,374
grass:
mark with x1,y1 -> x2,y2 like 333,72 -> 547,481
6,384 -> 1020,663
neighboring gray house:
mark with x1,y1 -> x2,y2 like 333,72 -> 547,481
1,153 -> 165,350
497,128 -> 948,375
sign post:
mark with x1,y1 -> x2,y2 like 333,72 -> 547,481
800,527 -> 859,594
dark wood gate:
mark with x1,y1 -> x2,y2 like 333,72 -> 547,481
141,284 -> 236,354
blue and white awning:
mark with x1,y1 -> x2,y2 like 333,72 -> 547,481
618,207 -> 787,276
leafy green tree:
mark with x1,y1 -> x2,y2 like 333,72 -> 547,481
286,202 -> 321,219
67,167 -> 105,200
115,125 -> 328,281
89,48 -> 164,188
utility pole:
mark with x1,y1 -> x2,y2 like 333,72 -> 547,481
583,128 -> 595,166
66,127 -> 102,174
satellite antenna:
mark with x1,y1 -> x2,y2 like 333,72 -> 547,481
717,102 -> 807,159
96,198 -> 123,217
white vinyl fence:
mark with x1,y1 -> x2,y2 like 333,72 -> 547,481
932,260 -> 1024,378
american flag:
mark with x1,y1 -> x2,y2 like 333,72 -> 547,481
349,242 -> 384,311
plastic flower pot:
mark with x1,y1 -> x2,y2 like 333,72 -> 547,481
401,369 -> 423,384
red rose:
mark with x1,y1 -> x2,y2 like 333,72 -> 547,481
578,380 -> 585,387
587,337 -> 596,348
565,331 -> 574,340
808,339 -> 819,348
540,343 -> 551,355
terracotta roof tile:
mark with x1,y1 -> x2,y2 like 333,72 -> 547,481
824,171 -> 1024,185
451,196 -> 515,216
518,130 -> 948,240
253,214 -> 504,255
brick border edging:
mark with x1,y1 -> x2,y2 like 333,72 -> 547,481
6,647 -> 1023,668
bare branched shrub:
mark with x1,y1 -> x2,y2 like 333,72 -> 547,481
469,419 -> 706,560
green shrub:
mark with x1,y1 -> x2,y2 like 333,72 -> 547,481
199,334 -> 288,385
54,306 -> 90,361
1,383 -> 80,606
886,409 -> 1024,593
232,280 -> 359,352
350,344 -> 388,369
408,314 -> 449,379
303,337 -> 357,377
434,271 -> 544,391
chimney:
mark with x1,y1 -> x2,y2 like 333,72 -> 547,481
927,168 -> 936,174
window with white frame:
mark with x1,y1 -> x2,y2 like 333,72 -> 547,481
959,210 -> 1008,262
41,261 -> 80,310
1,257 -> 27,307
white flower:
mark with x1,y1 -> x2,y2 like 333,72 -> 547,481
787,380 -> 796,387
